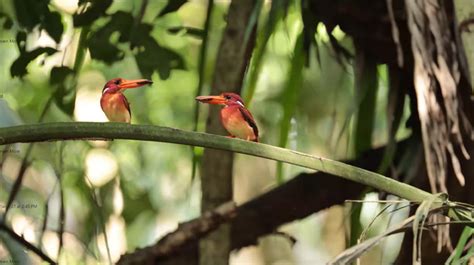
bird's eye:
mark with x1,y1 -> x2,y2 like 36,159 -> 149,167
114,79 -> 121,85
224,95 -> 231,100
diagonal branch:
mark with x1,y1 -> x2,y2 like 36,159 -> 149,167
118,202 -> 237,265
116,140 -> 413,264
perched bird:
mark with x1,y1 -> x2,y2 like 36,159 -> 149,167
100,78 -> 153,123
196,92 -> 259,142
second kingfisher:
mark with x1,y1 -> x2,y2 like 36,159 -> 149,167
196,92 -> 259,142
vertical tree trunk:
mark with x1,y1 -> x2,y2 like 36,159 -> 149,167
199,1 -> 257,264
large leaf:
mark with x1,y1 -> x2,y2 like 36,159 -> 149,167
43,11 -> 64,43
353,49 -> 378,155
13,0 -> 63,43
73,0 -> 113,27
87,11 -> 134,63
135,38 -> 184,79
87,10 -> 185,77
243,0 -> 290,106
10,47 -> 57,77
276,31 -> 305,183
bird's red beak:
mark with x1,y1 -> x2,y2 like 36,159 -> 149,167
195,95 -> 227,105
119,79 -> 153,90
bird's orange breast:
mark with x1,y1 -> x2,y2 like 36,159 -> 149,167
220,106 -> 257,141
100,93 -> 131,123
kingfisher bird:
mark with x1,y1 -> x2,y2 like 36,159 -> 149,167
100,78 -> 153,123
196,92 -> 259,142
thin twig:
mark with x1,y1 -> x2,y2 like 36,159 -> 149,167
84,175 -> 112,265
0,222 -> 56,264
55,143 -> 65,259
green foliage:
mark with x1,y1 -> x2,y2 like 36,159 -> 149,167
243,0 -> 290,105
10,46 -> 57,77
13,0 -> 63,42
86,10 -> 184,79
50,66 -> 75,115
158,0 -> 187,17
73,0 -> 113,27
1,0 -> 470,264
276,31 -> 305,183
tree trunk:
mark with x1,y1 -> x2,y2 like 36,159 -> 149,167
199,0 -> 257,264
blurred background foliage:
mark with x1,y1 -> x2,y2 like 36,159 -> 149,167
0,0 -> 413,264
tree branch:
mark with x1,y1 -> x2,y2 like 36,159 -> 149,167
118,202 -> 237,265
0,122 -> 432,202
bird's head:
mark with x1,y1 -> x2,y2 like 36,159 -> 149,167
102,78 -> 153,94
195,92 -> 245,107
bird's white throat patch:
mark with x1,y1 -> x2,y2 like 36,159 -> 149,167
102,87 -> 111,94
236,100 -> 244,107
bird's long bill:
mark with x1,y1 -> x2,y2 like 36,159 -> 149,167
195,95 -> 226,105
119,79 -> 153,90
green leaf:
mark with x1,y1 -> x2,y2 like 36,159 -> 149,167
446,226 -> 474,264
243,0 -> 289,106
135,38 -> 185,79
276,31 -> 305,183
353,49 -> 378,155
158,0 -> 187,17
167,26 -> 204,39
377,66 -> 406,174
13,0 -> 45,30
86,11 -> 133,63
73,0 -> 113,27
43,11 -> 64,43
10,47 -> 57,77
13,0 -> 63,43
413,193 -> 447,264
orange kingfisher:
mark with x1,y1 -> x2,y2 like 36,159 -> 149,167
100,78 -> 153,123
196,92 -> 259,142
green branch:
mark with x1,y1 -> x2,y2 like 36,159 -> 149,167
0,122 -> 432,202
